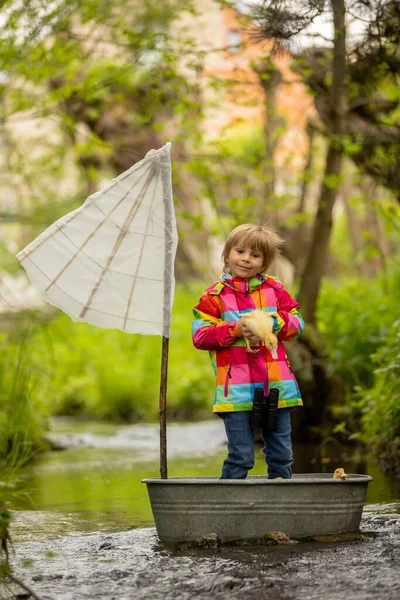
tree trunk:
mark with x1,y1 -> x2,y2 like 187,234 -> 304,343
298,0 -> 347,324
254,58 -> 282,218
293,120 -> 315,278
360,181 -> 390,286
297,121 -> 315,218
342,185 -> 363,262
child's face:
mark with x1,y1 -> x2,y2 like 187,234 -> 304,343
227,245 -> 264,279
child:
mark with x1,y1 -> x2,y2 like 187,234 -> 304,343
192,224 -> 304,479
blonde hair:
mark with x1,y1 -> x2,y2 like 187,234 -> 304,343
222,223 -> 283,274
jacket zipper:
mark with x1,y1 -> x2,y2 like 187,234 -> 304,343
224,364 -> 232,397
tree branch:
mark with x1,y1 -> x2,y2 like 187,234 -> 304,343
6,573 -> 44,600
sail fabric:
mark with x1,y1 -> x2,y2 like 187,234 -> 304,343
17,143 -> 178,337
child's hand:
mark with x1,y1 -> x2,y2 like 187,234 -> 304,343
238,317 -> 261,345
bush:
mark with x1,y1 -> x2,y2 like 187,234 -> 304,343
317,274 -> 399,389
316,273 -> 400,469
14,282 -> 215,422
0,333 -> 48,462
355,319 -> 400,469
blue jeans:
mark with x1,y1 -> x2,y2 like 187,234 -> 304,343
219,409 -> 293,479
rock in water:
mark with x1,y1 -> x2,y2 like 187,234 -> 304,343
264,530 -> 296,544
195,533 -> 221,548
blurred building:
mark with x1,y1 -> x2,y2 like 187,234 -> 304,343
175,0 -> 316,168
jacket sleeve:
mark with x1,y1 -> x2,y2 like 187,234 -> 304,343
272,285 -> 304,341
192,292 -> 241,350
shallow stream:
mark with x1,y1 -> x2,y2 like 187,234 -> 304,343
5,418 -> 400,599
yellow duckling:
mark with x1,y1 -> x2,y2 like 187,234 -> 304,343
333,468 -> 348,480
241,310 -> 278,358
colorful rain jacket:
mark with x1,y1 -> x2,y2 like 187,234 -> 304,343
192,273 -> 304,412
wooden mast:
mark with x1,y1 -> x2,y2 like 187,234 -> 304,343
159,142 -> 175,479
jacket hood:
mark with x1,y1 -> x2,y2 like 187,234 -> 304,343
219,272 -> 265,294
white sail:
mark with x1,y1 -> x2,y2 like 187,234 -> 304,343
17,143 -> 178,338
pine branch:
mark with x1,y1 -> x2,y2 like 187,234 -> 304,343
250,0 -> 326,51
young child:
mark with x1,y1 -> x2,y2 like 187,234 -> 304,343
192,224 -> 304,480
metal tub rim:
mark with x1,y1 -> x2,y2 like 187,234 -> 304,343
143,473 -> 373,485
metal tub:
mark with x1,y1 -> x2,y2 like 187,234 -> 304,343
142,474 -> 372,543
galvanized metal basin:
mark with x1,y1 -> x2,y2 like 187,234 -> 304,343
142,474 -> 373,543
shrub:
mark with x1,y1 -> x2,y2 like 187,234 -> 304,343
317,275 -> 399,389
0,333 -> 48,462
19,282 -> 214,422
355,319 -> 400,469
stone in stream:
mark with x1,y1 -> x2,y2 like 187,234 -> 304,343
194,533 -> 222,548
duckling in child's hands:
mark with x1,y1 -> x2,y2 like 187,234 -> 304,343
241,311 -> 278,358
333,468 -> 348,480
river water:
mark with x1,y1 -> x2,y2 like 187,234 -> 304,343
5,419 -> 400,599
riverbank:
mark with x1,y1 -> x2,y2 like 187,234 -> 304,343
4,503 -> 400,600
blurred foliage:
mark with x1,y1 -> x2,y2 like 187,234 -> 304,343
317,272 -> 400,389
0,333 -> 42,574
0,333 -> 48,461
0,0 -> 203,233
186,122 -> 301,234
316,269 -> 400,468
355,319 -> 400,469
287,2 -> 400,199
0,283 -> 213,434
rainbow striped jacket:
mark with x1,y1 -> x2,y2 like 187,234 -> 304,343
192,273 -> 304,413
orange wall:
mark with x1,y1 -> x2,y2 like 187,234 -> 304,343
200,7 -> 316,165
